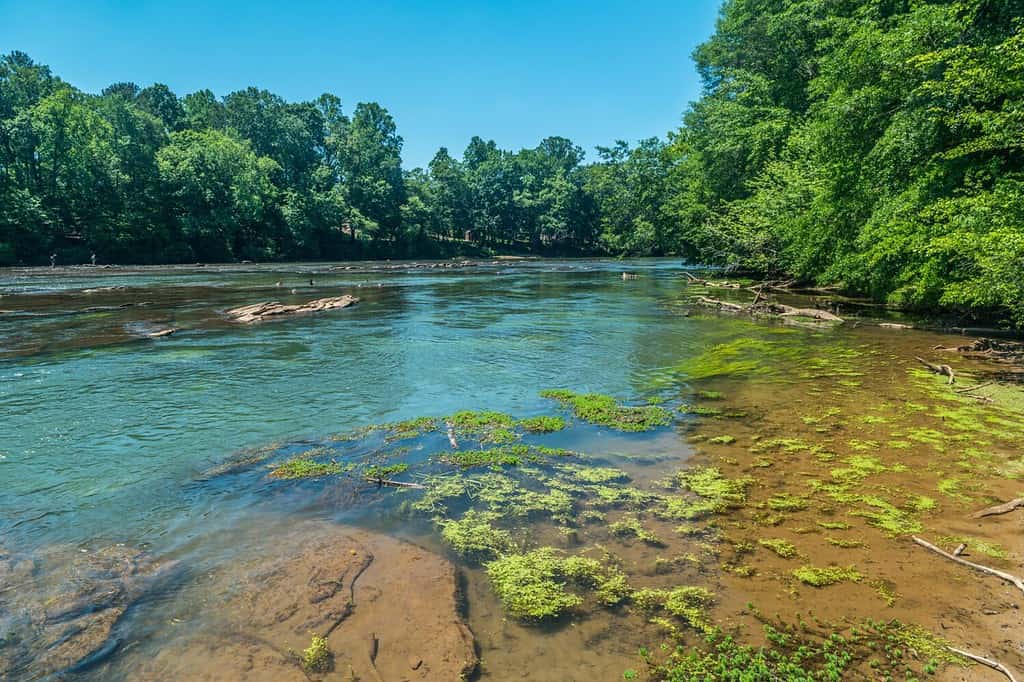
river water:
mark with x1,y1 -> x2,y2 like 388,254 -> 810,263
1,259 -> 1022,681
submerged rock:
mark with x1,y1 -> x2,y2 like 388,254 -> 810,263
0,544 -> 176,679
225,295 -> 359,323
131,522 -> 477,681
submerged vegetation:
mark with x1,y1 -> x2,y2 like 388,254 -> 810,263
269,457 -> 344,479
228,322 -> 1024,681
540,390 -> 673,431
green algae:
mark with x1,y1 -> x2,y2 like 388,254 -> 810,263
385,416 -> 437,441
633,586 -> 716,633
697,390 -> 726,400
827,538 -> 864,548
682,405 -> 725,418
708,435 -> 737,445
486,548 -> 583,620
793,565 -> 863,587
439,510 -> 512,561
485,547 -> 630,619
673,337 -> 799,381
516,415 -> 567,433
643,618 -> 966,681
270,457 -> 345,479
758,538 -> 796,558
300,635 -> 332,673
935,535 -> 1008,559
440,444 -> 573,469
659,467 -> 753,520
541,390 -> 673,431
442,445 -> 528,468
364,463 -> 409,478
609,515 -> 665,546
766,493 -> 808,512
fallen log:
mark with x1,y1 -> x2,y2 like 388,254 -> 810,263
226,295 -> 359,323
696,296 -> 746,312
770,303 -> 844,323
914,356 -> 956,385
147,328 -> 177,338
912,536 -> 1024,596
972,498 -> 1024,519
948,647 -> 1019,682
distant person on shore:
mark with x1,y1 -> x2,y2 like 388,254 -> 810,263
309,279 -> 315,286
50,253 -> 56,268
90,253 -> 97,266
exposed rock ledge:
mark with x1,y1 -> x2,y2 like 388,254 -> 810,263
226,295 -> 359,323
132,523 -> 478,681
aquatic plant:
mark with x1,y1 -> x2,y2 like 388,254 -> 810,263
644,614 -> 969,680
385,416 -> 438,441
697,390 -> 726,400
758,538 -> 796,558
365,463 -> 409,478
270,458 -> 345,479
445,410 -> 515,440
301,635 -> 332,673
517,415 -> 567,433
609,515 -> 665,546
765,493 -> 809,512
707,435 -> 736,445
633,586 -> 715,632
439,510 -> 512,561
540,390 -> 673,431
442,445 -> 528,468
485,548 -> 583,620
658,467 -> 752,520
792,565 -> 862,587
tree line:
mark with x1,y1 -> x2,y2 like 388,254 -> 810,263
2,0 -> 1023,323
0,53 -> 673,266
671,0 -> 1024,325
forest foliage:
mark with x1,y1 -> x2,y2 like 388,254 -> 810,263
1,0 -> 1022,322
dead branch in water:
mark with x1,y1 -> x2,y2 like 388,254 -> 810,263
696,296 -> 746,311
914,356 -> 956,385
365,477 -> 426,489
947,647 -> 1019,682
446,421 -> 459,449
912,536 -> 1024,595
953,543 -> 967,557
694,295 -> 845,322
955,381 -> 995,394
972,498 -> 1024,519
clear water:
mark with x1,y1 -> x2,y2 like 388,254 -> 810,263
0,259 -> 705,552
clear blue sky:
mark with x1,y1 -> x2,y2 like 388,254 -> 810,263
0,0 -> 721,168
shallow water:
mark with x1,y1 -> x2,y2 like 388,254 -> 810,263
2,259 -> 1022,681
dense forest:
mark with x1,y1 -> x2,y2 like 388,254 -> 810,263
1,0 -> 1023,322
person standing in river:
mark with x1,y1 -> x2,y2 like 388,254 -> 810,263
50,253 -> 56,268
90,253 -> 97,266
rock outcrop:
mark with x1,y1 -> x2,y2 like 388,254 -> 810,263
225,296 -> 359,323
131,523 -> 477,681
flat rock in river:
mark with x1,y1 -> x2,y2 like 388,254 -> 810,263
225,296 -> 358,323
131,522 -> 477,681
0,544 -> 175,679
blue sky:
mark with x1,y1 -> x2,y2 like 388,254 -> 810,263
1,0 -> 721,168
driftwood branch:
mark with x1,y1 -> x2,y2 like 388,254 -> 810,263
912,536 -> 1024,595
914,356 -> 956,385
948,647 -> 1019,682
365,477 -> 426,489
445,421 -> 459,449
956,381 -> 994,394
973,498 -> 1024,519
